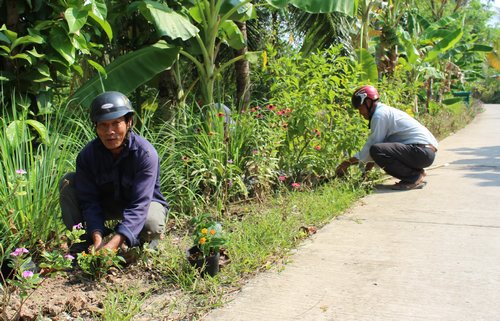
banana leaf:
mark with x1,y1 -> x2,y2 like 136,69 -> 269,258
71,40 -> 179,108
356,48 -> 378,82
266,0 -> 358,16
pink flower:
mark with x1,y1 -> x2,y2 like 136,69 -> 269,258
252,150 -> 258,155
64,254 -> 75,260
16,169 -> 27,175
22,271 -> 34,278
291,182 -> 301,188
314,145 -> 321,151
72,223 -> 83,230
278,175 -> 286,182
10,248 -> 29,257
227,159 -> 234,164
266,104 -> 276,111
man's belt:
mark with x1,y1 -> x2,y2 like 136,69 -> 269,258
416,144 -> 437,152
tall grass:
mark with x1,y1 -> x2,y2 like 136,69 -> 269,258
0,93 -> 83,265
147,104 -> 262,219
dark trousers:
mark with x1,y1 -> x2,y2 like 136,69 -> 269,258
369,143 -> 436,183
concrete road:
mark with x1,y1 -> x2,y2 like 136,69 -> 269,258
205,104 -> 500,321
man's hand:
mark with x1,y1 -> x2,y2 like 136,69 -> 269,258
335,157 -> 359,178
91,231 -> 125,252
362,161 -> 375,180
102,233 -> 126,251
335,161 -> 351,178
91,231 -> 104,250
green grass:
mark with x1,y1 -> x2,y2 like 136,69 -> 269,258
100,285 -> 150,321
99,179 -> 367,320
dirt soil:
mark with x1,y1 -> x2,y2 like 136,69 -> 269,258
0,265 -> 193,321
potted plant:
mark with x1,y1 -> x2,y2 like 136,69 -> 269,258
187,214 -> 227,277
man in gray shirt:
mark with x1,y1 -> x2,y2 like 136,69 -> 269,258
335,85 -> 438,190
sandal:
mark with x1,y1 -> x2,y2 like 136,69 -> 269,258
393,170 -> 427,188
391,181 -> 427,190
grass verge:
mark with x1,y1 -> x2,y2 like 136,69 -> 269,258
99,179 -> 368,320
88,101 -> 484,320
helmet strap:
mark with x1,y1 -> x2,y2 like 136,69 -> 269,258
367,99 -> 378,128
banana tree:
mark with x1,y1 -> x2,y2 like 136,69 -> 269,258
371,0 -> 415,78
180,0 -> 359,105
72,0 -> 359,108
397,13 -> 466,111
356,0 -> 377,50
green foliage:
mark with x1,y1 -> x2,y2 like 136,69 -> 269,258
224,179 -> 366,275
419,100 -> 480,140
0,0 -> 112,110
260,45 -> 366,181
376,69 -> 421,113
153,104 -> 256,214
71,40 -> 180,108
266,0 -> 358,16
1,237 -> 82,319
38,225 -> 86,276
0,94 -> 78,266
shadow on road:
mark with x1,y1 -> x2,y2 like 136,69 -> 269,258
448,145 -> 500,187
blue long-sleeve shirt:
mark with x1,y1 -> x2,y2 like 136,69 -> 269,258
75,131 -> 168,247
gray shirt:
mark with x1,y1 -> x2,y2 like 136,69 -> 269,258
354,103 -> 439,162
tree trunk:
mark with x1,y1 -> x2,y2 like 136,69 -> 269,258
6,0 -> 18,30
2,0 -> 18,73
158,69 -> 179,106
156,68 -> 180,119
425,77 -> 433,113
234,21 -> 250,110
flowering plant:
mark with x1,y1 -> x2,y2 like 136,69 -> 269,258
77,247 -> 125,280
6,248 -> 42,299
191,214 -> 227,258
38,223 -> 86,275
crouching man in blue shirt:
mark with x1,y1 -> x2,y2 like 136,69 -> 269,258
59,91 -> 168,252
335,85 -> 438,190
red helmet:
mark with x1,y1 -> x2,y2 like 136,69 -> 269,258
351,85 -> 380,108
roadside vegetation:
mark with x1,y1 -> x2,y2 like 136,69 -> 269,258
0,0 -> 498,320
